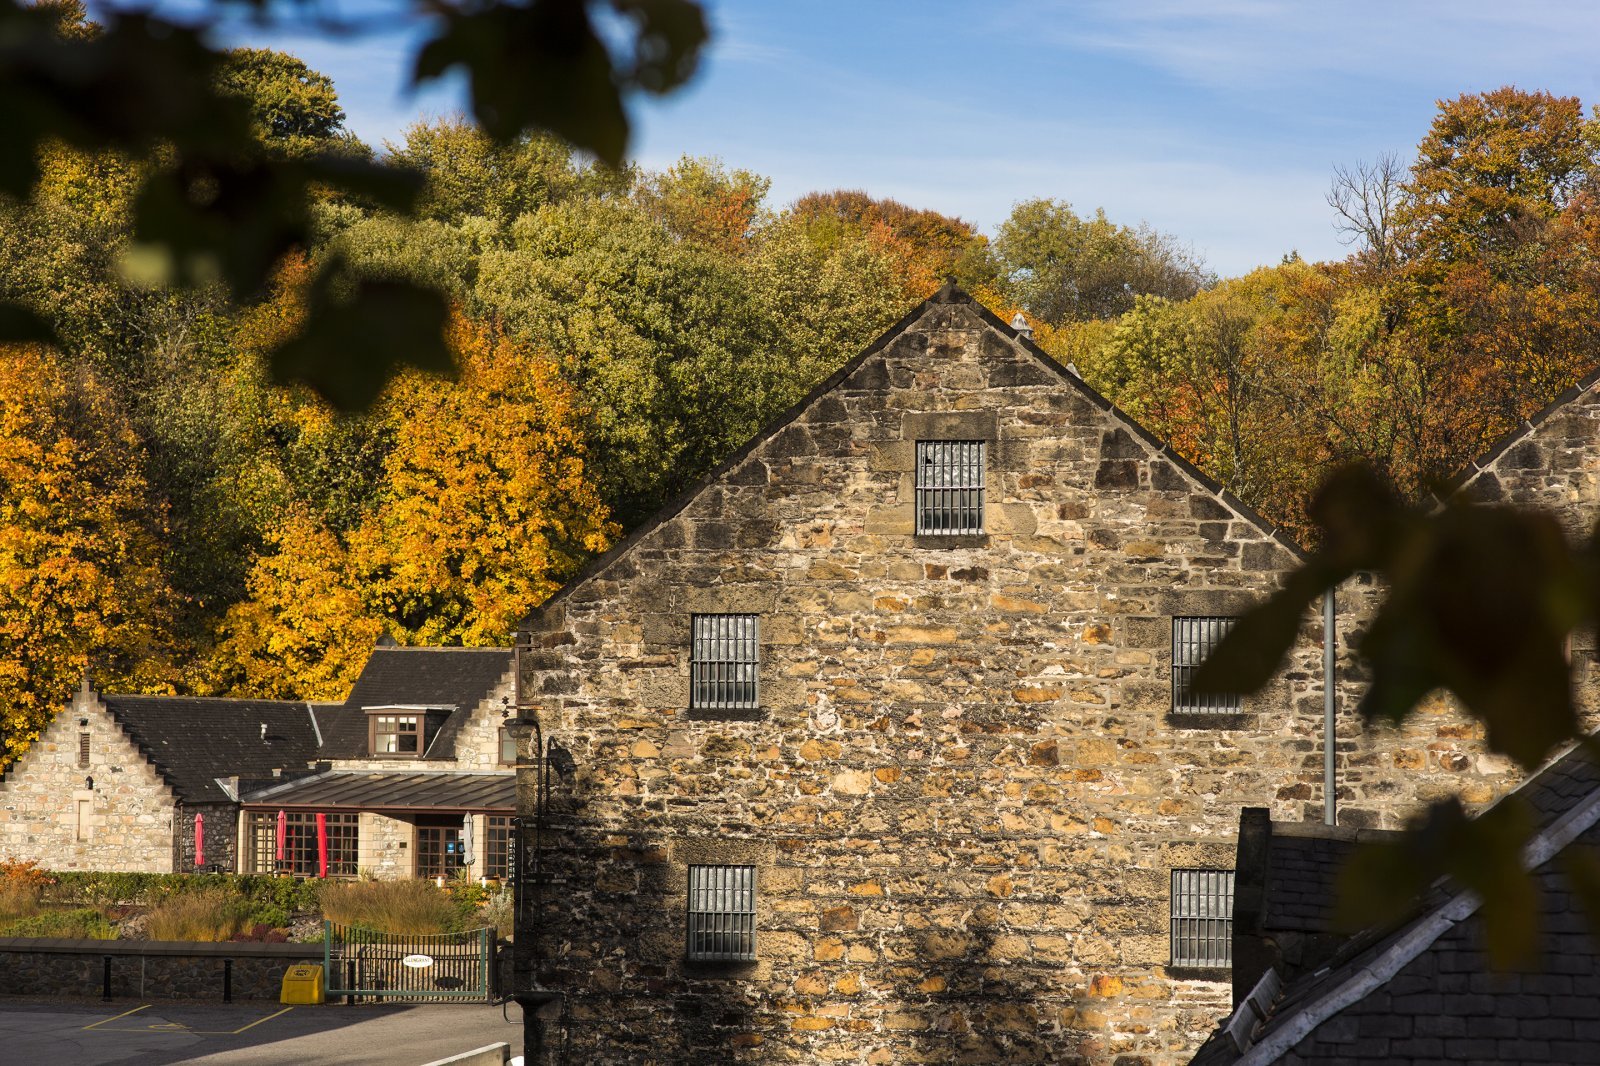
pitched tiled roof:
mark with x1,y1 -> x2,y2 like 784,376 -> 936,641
102,695 -> 321,804
319,647 -> 514,760
239,770 -> 514,812
1194,741 -> 1600,1065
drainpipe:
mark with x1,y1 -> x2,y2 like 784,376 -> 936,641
1323,589 -> 1337,827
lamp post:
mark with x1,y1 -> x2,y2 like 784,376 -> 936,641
508,639 -> 570,1064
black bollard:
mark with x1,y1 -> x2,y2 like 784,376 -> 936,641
223,958 -> 233,1003
102,955 -> 112,1001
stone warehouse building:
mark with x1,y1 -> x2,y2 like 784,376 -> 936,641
0,645 -> 519,879
509,284 -> 1542,1065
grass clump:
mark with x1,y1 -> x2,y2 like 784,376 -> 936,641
144,889 -> 251,942
2,907 -> 116,939
318,879 -> 460,934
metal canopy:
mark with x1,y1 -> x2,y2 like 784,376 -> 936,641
240,771 -> 514,813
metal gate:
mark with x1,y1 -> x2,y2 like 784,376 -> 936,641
323,921 -> 494,1001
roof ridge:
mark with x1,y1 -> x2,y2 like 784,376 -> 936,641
370,646 -> 512,653
102,693 -> 308,706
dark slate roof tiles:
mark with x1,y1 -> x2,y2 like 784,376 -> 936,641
330,646 -> 513,760
101,695 -> 321,804
1193,738 -> 1600,1065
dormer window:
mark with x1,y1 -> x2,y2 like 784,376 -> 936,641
367,707 -> 449,756
916,440 -> 985,535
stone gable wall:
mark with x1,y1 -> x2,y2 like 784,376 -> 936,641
510,297 -> 1524,1064
0,686 -> 177,872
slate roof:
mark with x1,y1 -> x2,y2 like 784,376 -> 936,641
1259,831 -> 1363,938
102,695 -> 321,804
239,770 -> 514,812
316,646 -> 514,760
1193,740 -> 1600,1065
522,281 -> 1307,629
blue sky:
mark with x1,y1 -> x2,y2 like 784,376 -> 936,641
128,0 -> 1600,276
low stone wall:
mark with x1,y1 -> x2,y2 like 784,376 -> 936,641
0,938 -> 322,1000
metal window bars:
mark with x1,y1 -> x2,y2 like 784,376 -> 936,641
915,440 -> 985,535
1171,868 -> 1234,967
1172,616 -> 1241,714
687,864 -> 757,961
691,614 -> 759,711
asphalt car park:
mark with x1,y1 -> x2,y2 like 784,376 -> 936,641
0,997 -> 524,1065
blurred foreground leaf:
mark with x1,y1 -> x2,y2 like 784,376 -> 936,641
1337,798 -> 1537,970
0,301 -> 57,345
269,263 -> 454,410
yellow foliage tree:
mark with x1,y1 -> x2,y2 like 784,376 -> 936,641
207,313 -> 616,697
349,315 -> 618,646
0,347 -> 174,764
206,509 -> 382,700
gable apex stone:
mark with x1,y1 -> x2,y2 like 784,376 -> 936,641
520,283 -> 1302,632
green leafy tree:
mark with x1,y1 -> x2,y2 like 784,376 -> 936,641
991,198 -> 1209,325
217,47 -> 359,160
0,0 -> 711,409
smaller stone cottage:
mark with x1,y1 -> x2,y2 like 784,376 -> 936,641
0,645 -> 518,880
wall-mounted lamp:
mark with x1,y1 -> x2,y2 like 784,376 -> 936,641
84,775 -> 94,791
78,717 -> 88,727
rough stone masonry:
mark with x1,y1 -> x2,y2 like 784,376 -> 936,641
512,285 -> 1540,1065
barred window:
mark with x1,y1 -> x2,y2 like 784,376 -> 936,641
687,864 -> 757,962
1172,616 -> 1241,714
78,732 -> 90,768
691,614 -> 759,712
486,815 -> 512,880
1171,868 -> 1234,968
916,440 -> 985,535
244,811 -> 360,877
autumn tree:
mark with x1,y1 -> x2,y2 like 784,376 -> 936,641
0,348 -> 175,764
787,189 -> 988,293
636,155 -> 770,256
348,315 -> 617,645
206,508 -> 381,700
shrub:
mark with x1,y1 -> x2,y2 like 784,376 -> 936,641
318,879 -> 460,934
481,886 -> 514,940
1,907 -> 116,939
0,881 -> 40,923
45,871 -> 322,913
144,890 -> 251,942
